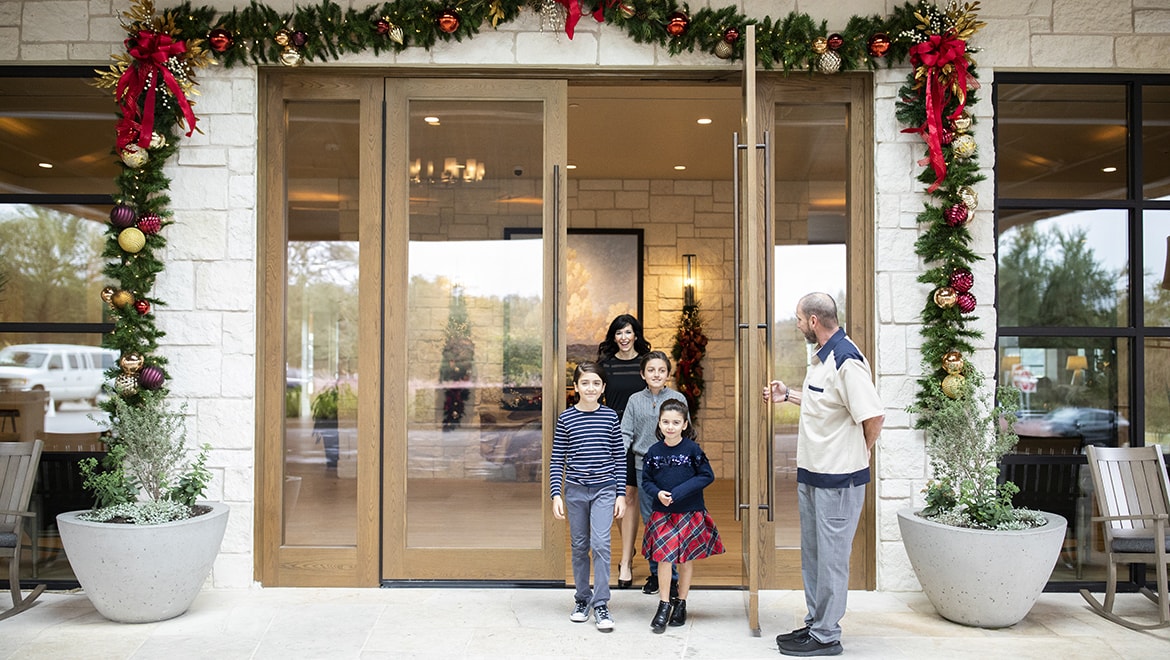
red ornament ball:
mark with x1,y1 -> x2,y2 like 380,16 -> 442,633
956,291 -> 977,314
208,28 -> 233,53
724,27 -> 740,44
437,9 -> 460,34
137,365 -> 165,391
944,203 -> 970,227
137,213 -> 162,235
110,203 -> 137,228
375,18 -> 391,35
827,33 -> 844,51
867,32 -> 891,57
134,298 -> 152,315
940,129 -> 954,145
949,268 -> 974,293
666,11 -> 689,37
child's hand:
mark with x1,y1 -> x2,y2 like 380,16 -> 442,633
658,491 -> 673,506
614,496 -> 626,519
552,495 -> 565,520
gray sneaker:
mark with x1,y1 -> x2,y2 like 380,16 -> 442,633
594,604 -> 615,632
569,599 -> 590,623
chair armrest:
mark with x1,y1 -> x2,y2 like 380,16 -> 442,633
1091,513 -> 1169,523
0,509 -> 34,518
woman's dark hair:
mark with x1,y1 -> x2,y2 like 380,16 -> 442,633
655,398 -> 695,440
596,314 -> 651,361
640,350 -> 671,374
573,361 -> 608,385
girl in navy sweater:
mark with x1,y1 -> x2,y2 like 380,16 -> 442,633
641,398 -> 724,633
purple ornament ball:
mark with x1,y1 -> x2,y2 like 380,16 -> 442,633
944,203 -> 970,227
110,203 -> 137,228
956,292 -> 977,314
138,365 -> 165,390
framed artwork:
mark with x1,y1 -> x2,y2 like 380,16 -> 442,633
504,228 -> 644,365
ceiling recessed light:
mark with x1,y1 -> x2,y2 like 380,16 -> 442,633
674,165 -> 687,171
37,162 -> 53,169
566,164 -> 577,170
424,116 -> 440,124
1102,166 -> 1117,173
696,118 -> 712,125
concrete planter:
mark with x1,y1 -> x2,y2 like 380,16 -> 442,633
897,507 -> 1066,628
57,502 -> 229,623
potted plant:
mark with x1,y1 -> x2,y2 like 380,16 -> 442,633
55,389 -> 228,623
900,368 -> 1067,628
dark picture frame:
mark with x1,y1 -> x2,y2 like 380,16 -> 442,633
504,228 -> 644,363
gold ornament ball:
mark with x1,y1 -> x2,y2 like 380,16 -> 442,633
280,46 -> 304,67
812,36 -> 828,54
958,185 -> 978,210
933,286 -> 959,308
952,112 -> 972,133
714,40 -> 734,59
121,145 -> 148,169
274,28 -> 291,47
942,351 -> 965,375
118,227 -> 147,253
114,373 -> 140,397
941,373 -> 966,399
817,51 -> 842,74
120,352 -> 145,374
111,289 -> 136,309
101,286 -> 116,304
952,133 -> 977,159
148,132 -> 166,149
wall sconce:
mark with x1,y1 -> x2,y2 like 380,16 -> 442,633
682,254 -> 696,307
1066,354 -> 1088,386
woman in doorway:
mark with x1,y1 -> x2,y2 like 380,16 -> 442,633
596,314 -> 651,588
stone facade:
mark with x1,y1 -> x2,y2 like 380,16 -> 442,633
4,0 -> 1170,592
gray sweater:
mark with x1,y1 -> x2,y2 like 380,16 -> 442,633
620,386 -> 686,471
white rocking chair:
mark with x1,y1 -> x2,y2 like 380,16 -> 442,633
1,439 -> 47,621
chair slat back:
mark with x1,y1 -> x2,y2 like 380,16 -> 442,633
1086,444 -> 1170,539
0,440 -> 43,536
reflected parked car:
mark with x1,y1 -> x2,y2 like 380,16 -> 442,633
0,344 -> 117,409
1013,406 -> 1129,447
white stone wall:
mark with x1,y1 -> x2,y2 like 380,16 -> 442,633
5,0 -> 1170,591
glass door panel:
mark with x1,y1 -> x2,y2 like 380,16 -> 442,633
385,80 -> 566,580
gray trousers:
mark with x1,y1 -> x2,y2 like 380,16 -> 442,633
797,481 -> 865,644
565,482 -> 616,607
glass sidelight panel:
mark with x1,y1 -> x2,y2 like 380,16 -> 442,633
283,101 -> 361,546
406,100 -> 546,549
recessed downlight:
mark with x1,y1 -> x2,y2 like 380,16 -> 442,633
674,165 -> 687,171
1102,166 -> 1117,173
37,162 -> 53,169
566,164 -> 578,170
696,118 -> 712,125
424,116 -> 440,125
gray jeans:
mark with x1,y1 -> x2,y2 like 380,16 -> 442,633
565,482 -> 616,607
797,481 -> 865,644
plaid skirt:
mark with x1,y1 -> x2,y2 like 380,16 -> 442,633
642,511 -> 725,563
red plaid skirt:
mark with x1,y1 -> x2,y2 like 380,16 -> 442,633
642,511 -> 725,563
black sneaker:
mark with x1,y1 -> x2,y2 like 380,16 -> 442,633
776,626 -> 810,645
642,574 -> 659,594
778,633 -> 842,657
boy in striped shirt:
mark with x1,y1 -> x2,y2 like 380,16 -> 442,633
551,362 -> 627,632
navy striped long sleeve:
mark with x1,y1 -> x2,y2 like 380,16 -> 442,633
549,405 -> 624,499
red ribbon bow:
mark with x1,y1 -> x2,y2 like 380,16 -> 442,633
115,30 -> 198,151
556,0 -> 613,39
902,34 -> 973,192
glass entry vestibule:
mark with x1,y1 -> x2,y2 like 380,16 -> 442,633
258,68 -> 875,623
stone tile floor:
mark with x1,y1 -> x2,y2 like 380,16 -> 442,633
2,587 -> 1168,659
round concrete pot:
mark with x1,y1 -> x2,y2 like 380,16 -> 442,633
57,502 -> 229,623
897,507 -> 1066,628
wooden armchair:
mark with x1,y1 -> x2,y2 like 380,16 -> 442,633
1,439 -> 47,621
1079,444 -> 1170,630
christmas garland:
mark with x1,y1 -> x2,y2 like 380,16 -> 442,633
892,3 -> 986,410
671,304 -> 708,415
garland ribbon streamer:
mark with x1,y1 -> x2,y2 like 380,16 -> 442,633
115,30 -> 198,150
556,0 -> 612,39
902,33 -> 972,192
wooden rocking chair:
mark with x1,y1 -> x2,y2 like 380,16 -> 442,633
1079,444 -> 1170,630
0,439 -> 46,621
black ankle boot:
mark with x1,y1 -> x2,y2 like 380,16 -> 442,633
650,600 -> 673,633
668,599 -> 687,626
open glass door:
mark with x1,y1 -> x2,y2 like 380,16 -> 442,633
735,25 -> 769,635
383,79 -> 567,580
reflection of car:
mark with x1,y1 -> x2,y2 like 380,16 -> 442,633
1013,407 -> 1129,447
0,344 -> 117,409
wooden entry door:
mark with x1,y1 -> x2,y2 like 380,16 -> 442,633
381,79 -> 568,580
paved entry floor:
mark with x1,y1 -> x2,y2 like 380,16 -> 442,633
2,587 -> 1168,658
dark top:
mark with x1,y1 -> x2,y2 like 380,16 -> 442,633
641,438 -> 714,514
599,354 -> 644,419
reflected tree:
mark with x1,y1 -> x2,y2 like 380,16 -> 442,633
999,225 -> 1120,328
0,206 -> 105,323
